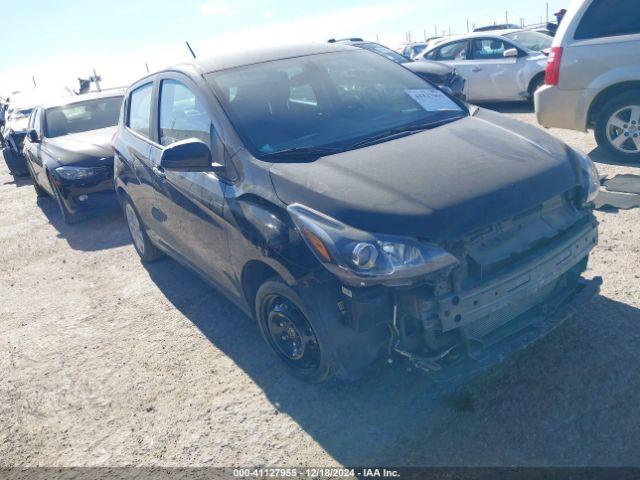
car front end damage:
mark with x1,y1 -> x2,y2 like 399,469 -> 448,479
327,192 -> 599,381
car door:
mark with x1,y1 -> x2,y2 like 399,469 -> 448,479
466,37 -> 524,101
424,40 -> 473,98
120,81 -> 160,239
149,73 -> 233,292
24,108 -> 47,190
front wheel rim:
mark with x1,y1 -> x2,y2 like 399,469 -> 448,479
263,295 -> 321,372
125,203 -> 145,254
606,105 -> 640,154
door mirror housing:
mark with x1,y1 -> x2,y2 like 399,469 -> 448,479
160,138 -> 215,171
27,129 -> 40,143
503,48 -> 518,58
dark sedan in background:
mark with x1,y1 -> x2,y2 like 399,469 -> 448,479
22,90 -> 124,224
329,38 -> 466,99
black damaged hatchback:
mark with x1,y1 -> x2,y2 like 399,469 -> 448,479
113,43 -> 601,383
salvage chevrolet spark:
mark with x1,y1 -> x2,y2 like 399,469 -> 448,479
113,44 -> 600,383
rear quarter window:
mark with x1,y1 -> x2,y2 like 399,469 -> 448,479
575,0 -> 640,39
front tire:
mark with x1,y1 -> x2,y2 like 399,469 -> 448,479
49,173 -> 80,225
595,91 -> 640,163
255,279 -> 334,383
123,197 -> 163,262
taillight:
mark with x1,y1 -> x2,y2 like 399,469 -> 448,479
545,47 -> 563,86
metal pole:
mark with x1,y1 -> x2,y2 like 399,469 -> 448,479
466,19 -> 469,32
145,62 -> 150,73
505,10 -> 508,24
546,2 -> 549,23
93,68 -> 101,91
186,41 -> 197,59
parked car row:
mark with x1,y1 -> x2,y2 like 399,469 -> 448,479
7,0 -> 634,385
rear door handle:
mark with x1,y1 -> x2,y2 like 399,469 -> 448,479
152,166 -> 166,178
472,67 -> 483,72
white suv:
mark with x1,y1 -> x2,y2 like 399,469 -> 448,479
535,0 -> 640,162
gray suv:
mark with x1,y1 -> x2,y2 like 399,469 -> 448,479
535,0 -> 640,162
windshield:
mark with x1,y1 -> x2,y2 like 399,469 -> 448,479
356,43 -> 410,64
503,31 -> 553,51
206,50 -> 466,159
45,96 -> 123,138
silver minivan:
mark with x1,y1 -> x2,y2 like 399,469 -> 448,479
535,0 -> 640,162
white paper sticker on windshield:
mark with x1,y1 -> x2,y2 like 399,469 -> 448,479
405,89 -> 460,111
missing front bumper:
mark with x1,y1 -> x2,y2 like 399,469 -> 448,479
394,275 -> 602,383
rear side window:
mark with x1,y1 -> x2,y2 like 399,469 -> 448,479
159,80 -> 213,147
127,83 -> 153,139
471,38 -> 510,59
575,0 -> 640,39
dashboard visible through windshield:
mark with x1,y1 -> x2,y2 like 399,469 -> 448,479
206,50 -> 466,159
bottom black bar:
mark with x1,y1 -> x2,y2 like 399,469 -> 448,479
2,468 -> 640,480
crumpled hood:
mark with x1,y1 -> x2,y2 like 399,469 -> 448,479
4,116 -> 29,134
45,126 -> 116,166
269,108 -> 581,242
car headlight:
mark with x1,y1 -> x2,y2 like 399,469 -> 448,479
287,203 -> 459,287
55,166 -> 99,180
576,151 -> 599,205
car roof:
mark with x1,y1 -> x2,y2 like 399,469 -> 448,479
425,30 -> 529,49
43,88 -> 125,109
191,43 -> 357,74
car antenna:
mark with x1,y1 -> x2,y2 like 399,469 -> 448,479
186,41 -> 197,59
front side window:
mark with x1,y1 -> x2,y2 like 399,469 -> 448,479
471,38 -> 512,59
436,41 -> 468,60
206,50 -> 466,159
159,80 -> 212,146
127,83 -> 153,139
503,31 -> 553,51
45,96 -> 122,138
575,0 -> 640,39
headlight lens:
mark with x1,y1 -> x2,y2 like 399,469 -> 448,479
55,166 -> 99,180
577,151 -> 599,204
287,203 -> 459,286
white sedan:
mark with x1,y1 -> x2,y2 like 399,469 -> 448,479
414,30 -> 552,103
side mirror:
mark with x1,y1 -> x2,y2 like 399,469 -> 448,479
503,48 -> 518,58
160,138 -> 217,171
27,129 -> 40,143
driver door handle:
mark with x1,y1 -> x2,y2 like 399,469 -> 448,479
472,67 -> 483,72
152,166 -> 166,179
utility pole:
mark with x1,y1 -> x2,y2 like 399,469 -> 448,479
505,10 -> 508,24
466,19 -> 469,32
546,2 -> 549,23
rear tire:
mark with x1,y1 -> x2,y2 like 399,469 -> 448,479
528,74 -> 545,105
255,278 -> 334,383
595,91 -> 640,163
123,197 -> 163,262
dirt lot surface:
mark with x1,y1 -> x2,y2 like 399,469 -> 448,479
1,105 -> 640,468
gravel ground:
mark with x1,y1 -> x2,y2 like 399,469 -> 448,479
1,105 -> 639,468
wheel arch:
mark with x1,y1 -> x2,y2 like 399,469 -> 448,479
588,82 -> 640,127
528,71 -> 546,96
241,259 -> 295,318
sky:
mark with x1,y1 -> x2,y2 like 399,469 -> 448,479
0,0 -> 567,97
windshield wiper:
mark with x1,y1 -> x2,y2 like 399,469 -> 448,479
350,117 -> 463,149
259,146 -> 343,159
